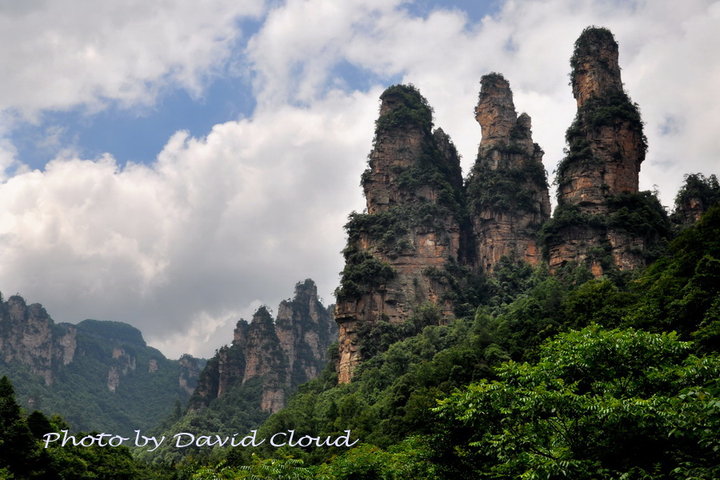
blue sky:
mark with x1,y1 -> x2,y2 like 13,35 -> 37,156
8,1 -> 497,171
0,0 -> 718,358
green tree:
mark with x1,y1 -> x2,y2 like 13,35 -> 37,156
435,326 -> 720,479
0,376 -> 41,478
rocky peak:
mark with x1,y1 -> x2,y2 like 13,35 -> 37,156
0,295 -> 77,386
475,73 -> 519,148
467,73 -> 551,272
545,27 -> 666,274
232,318 -> 249,345
178,354 -> 201,395
275,279 -> 336,387
190,279 -> 336,413
570,27 -> 623,108
335,84 -> 467,383
559,27 -> 645,208
335,27 -> 674,382
672,173 -> 720,227
363,85 -> 444,214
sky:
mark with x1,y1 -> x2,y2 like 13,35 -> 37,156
0,0 -> 718,359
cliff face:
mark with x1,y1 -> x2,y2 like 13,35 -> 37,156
334,85 -> 467,384
0,296 -> 76,386
190,279 -> 336,413
546,27 -> 664,274
466,73 -> 551,272
0,294 -> 201,434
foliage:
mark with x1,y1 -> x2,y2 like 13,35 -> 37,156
540,191 -> 670,265
624,204 -> 720,345
486,257 -> 538,305
607,191 -> 668,234
467,158 -> 548,213
0,376 -> 165,480
344,202 -> 449,256
374,84 -> 433,134
434,326 -> 720,480
423,258 -> 489,318
315,438 -> 440,480
672,173 -> 720,224
539,203 -> 608,260
334,249 -> 395,301
192,457 -> 315,480
0,315 -> 196,437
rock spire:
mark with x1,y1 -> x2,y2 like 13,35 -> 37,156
190,279 -> 336,412
546,26 -> 660,274
335,27 -> 670,382
334,85 -> 466,383
466,73 -> 551,272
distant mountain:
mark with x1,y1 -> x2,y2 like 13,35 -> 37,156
190,278 -> 337,414
144,279 -> 337,461
0,294 -> 203,436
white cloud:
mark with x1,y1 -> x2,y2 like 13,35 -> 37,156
0,89 -> 375,358
246,0 -> 720,206
0,0 -> 265,119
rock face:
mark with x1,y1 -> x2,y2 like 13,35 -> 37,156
466,73 -> 551,272
335,27 -> 674,382
0,293 -> 201,434
334,85 -> 467,384
546,27 -> 661,274
190,279 -> 336,413
0,296 -> 76,386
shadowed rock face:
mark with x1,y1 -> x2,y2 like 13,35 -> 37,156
548,27 -> 650,274
190,279 -> 336,412
467,73 -> 551,272
335,85 -> 465,384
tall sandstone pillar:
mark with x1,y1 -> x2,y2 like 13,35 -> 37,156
547,27 -> 651,274
466,73 -> 551,272
334,85 -> 465,383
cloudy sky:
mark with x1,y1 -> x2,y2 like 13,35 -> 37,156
1,0 -> 718,358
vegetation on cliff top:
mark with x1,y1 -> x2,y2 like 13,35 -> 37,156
467,157 -> 548,214
375,84 -> 433,134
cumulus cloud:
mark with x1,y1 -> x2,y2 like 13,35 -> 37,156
0,0 -> 718,358
0,0 -> 265,118
0,90 -> 375,357
248,0 -> 720,206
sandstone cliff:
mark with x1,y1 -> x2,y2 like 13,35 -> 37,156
545,26 -> 667,274
334,85 -> 467,383
190,279 -> 336,413
466,73 -> 551,272
0,295 -> 76,386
